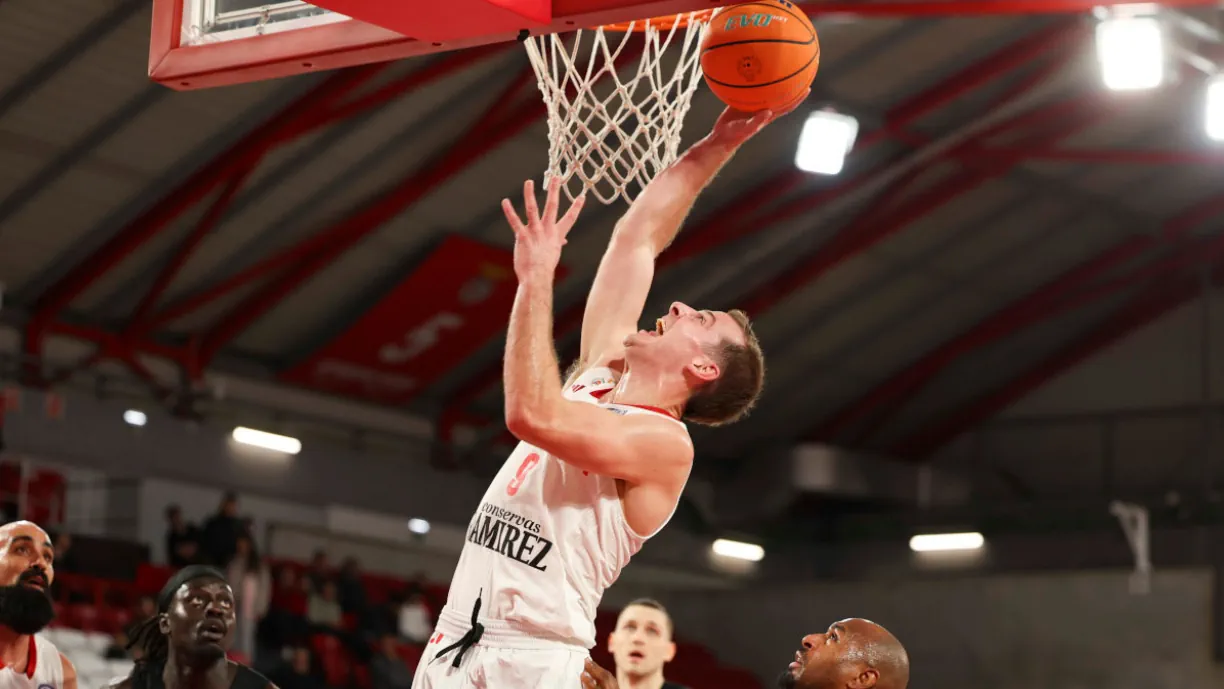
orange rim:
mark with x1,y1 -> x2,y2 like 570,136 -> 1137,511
599,8 -> 715,33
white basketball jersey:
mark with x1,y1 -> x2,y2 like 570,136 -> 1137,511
444,366 -> 688,648
0,635 -> 63,689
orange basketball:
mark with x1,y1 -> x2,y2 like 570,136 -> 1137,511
700,1 -> 820,113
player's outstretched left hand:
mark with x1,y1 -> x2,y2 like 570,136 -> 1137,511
580,658 -> 618,689
709,87 -> 811,148
503,176 -> 586,279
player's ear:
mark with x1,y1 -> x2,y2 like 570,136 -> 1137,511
157,613 -> 171,636
686,354 -> 720,384
663,641 -> 676,663
850,667 -> 878,689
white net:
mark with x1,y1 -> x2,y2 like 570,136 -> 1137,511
523,12 -> 713,205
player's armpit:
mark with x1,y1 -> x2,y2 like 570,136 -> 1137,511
505,399 -> 692,487
61,653 -> 78,689
578,238 -> 655,366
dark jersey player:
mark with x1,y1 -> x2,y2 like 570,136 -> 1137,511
583,618 -> 909,689
109,565 -> 276,689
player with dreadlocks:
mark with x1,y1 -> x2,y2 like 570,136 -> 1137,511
109,565 -> 275,689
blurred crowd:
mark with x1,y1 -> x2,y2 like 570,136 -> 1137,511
156,492 -> 439,689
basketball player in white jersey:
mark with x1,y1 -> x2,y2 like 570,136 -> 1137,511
414,96 -> 804,688
0,521 -> 77,689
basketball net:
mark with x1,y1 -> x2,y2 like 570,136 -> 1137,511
523,11 -> 714,205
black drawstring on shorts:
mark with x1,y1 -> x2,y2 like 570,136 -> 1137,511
434,593 -> 485,669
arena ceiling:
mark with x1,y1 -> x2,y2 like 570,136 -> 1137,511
4,0 -> 1224,533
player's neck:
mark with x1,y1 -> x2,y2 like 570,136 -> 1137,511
617,668 -> 666,689
164,651 -> 231,689
0,626 -> 29,672
611,367 -> 686,418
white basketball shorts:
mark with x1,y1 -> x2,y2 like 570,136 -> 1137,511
412,605 -> 590,689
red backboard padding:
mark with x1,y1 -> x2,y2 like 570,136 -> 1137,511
309,0 -> 553,42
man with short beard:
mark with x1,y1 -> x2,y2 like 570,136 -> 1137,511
0,521 -> 76,689
582,619 -> 909,689
110,566 -> 276,689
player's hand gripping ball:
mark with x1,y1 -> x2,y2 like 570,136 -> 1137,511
700,0 -> 820,113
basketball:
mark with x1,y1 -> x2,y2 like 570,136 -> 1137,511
700,1 -> 820,113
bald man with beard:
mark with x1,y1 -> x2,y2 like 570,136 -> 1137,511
581,618 -> 908,689
0,521 -> 78,689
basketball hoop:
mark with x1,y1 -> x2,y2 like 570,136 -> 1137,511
523,10 -> 717,205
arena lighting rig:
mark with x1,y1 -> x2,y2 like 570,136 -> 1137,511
1095,5 -> 1224,140
801,5 -> 1224,179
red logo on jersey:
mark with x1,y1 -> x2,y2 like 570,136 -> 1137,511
572,383 -> 585,393
429,633 -> 444,644
507,453 -> 540,496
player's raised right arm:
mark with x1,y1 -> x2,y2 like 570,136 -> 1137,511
576,101 -> 804,369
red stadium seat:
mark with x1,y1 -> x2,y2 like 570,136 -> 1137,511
68,603 -> 100,632
135,564 -> 175,596
309,633 -> 352,687
394,642 -> 424,671
352,663 -> 371,689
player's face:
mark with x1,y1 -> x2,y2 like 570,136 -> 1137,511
780,620 -> 858,689
159,577 -> 236,661
608,605 -> 675,678
0,522 -> 54,590
624,302 -> 744,378
0,522 -> 56,635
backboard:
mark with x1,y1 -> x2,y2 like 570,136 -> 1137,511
149,0 -> 736,90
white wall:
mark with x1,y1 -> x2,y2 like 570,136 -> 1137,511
664,568 -> 1224,689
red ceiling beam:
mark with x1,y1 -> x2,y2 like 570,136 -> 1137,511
739,93 -> 1101,317
663,22 -> 1079,268
27,49 -> 500,349
128,163 -> 256,327
967,147 -> 1224,166
194,67 -> 544,366
436,23 -> 1079,432
22,49 -> 501,393
813,163 -> 1224,443
897,271 -> 1214,457
27,66 -> 385,331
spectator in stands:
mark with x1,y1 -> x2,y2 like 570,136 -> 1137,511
369,635 -> 413,689
306,581 -> 343,630
335,557 -> 367,615
606,599 -> 686,689
118,565 -> 274,689
201,492 -> 246,566
304,550 -> 330,593
395,592 -> 432,645
164,504 -> 202,568
225,535 -> 272,663
268,647 -> 323,689
133,595 -> 157,625
50,531 -> 80,573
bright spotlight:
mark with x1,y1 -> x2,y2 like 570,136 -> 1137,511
232,426 -> 301,455
407,518 -> 431,535
795,110 -> 859,175
1095,15 -> 1164,91
1206,75 -> 1224,141
909,531 -> 985,553
711,538 -> 765,562
123,410 -> 147,427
